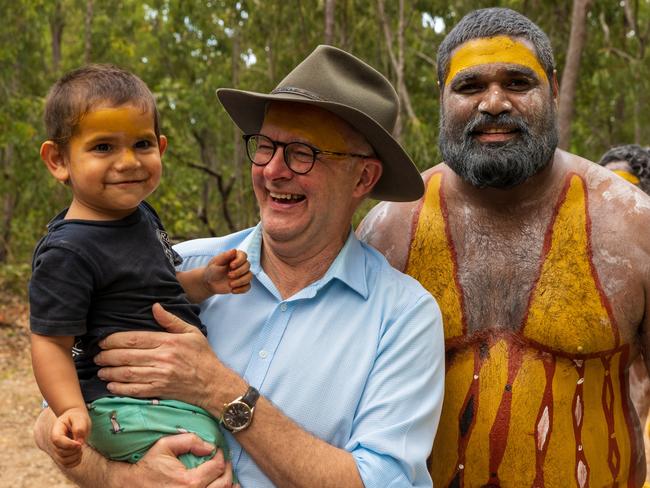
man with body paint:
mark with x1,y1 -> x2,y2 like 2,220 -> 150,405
359,8 -> 650,487
35,46 -> 445,487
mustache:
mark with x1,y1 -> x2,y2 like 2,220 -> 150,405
464,113 -> 530,138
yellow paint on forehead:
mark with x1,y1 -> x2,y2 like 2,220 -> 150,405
263,103 -> 350,153
612,170 -> 640,185
446,35 -> 548,86
75,105 -> 155,138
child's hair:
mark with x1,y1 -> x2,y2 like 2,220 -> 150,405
44,64 -> 160,149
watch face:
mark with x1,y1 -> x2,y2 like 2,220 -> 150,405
224,401 -> 252,430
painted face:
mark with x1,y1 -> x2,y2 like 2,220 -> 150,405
63,104 -> 165,220
603,161 -> 641,186
253,102 -> 364,251
439,36 -> 558,188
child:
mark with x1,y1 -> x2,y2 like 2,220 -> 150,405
29,64 -> 251,473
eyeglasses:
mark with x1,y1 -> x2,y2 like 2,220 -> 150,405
243,133 -> 372,175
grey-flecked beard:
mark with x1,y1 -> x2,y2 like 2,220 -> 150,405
439,106 -> 558,189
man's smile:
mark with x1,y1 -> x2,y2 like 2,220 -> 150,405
470,124 -> 521,143
269,191 -> 306,203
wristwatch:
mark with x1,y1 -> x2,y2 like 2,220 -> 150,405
221,386 -> 260,433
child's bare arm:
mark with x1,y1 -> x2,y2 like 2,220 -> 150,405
177,249 -> 252,303
31,334 -> 91,467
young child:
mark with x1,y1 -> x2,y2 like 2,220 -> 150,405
29,64 -> 251,473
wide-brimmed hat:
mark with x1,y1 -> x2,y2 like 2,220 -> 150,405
216,45 -> 423,202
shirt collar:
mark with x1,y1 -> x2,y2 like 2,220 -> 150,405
241,224 -> 368,300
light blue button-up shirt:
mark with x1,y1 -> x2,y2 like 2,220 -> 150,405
175,224 -> 445,487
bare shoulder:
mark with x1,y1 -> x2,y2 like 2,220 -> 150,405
357,167 -> 439,272
564,150 -> 650,278
576,153 -> 650,228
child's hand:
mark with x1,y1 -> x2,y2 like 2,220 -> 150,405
50,407 -> 91,468
204,249 -> 252,295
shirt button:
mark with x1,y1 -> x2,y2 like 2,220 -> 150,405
259,350 -> 268,359
280,303 -> 288,312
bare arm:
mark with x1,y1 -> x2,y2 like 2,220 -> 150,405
31,333 -> 91,466
34,407 -> 233,488
177,249 -> 252,303
31,334 -> 85,416
96,304 -> 363,488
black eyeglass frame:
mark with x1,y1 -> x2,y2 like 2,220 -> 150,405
242,133 -> 372,175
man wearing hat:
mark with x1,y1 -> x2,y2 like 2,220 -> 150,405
34,45 -> 444,487
359,8 -> 650,487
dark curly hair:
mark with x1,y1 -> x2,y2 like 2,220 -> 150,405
599,144 -> 650,194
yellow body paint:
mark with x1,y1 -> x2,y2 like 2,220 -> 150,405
613,169 -> 641,185
523,175 -> 617,351
445,35 -> 548,86
264,102 -> 351,153
406,173 -> 638,487
405,173 -> 465,339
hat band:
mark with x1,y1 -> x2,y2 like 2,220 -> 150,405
271,86 -> 325,101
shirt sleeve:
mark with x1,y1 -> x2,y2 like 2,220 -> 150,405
345,294 -> 445,488
29,246 -> 95,337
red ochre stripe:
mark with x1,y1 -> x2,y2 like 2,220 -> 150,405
405,174 -> 428,273
581,175 -> 620,347
572,360 -> 589,488
519,174 -> 573,333
600,354 -> 621,483
487,346 -> 524,485
448,347 -> 483,488
619,346 -> 637,488
533,358 -> 556,487
437,171 -> 468,336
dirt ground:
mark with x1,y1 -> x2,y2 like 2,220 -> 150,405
0,295 -> 75,488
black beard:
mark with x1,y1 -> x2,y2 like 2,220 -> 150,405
439,106 -> 558,189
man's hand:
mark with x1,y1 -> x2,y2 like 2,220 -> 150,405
204,249 -> 252,295
51,406 -> 91,468
131,434 -> 238,488
35,408 -> 238,488
95,303 -> 245,412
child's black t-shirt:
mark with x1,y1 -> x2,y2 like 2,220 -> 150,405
29,202 -> 205,403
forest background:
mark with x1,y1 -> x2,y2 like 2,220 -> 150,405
0,0 -> 648,291
0,1 -> 648,485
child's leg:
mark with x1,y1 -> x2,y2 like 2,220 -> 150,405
87,397 -> 234,474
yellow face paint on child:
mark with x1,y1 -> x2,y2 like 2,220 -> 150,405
612,170 -> 641,185
264,103 -> 351,153
445,35 -> 548,86
73,105 -> 156,140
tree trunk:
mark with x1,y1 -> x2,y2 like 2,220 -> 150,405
324,0 -> 336,45
376,0 -> 419,142
50,0 -> 64,72
84,0 -> 94,63
231,26 -> 247,228
558,0 -> 591,150
0,145 -> 17,264
192,130 -> 236,233
599,1 -> 647,145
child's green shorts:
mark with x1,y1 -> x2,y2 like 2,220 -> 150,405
87,396 -> 232,472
